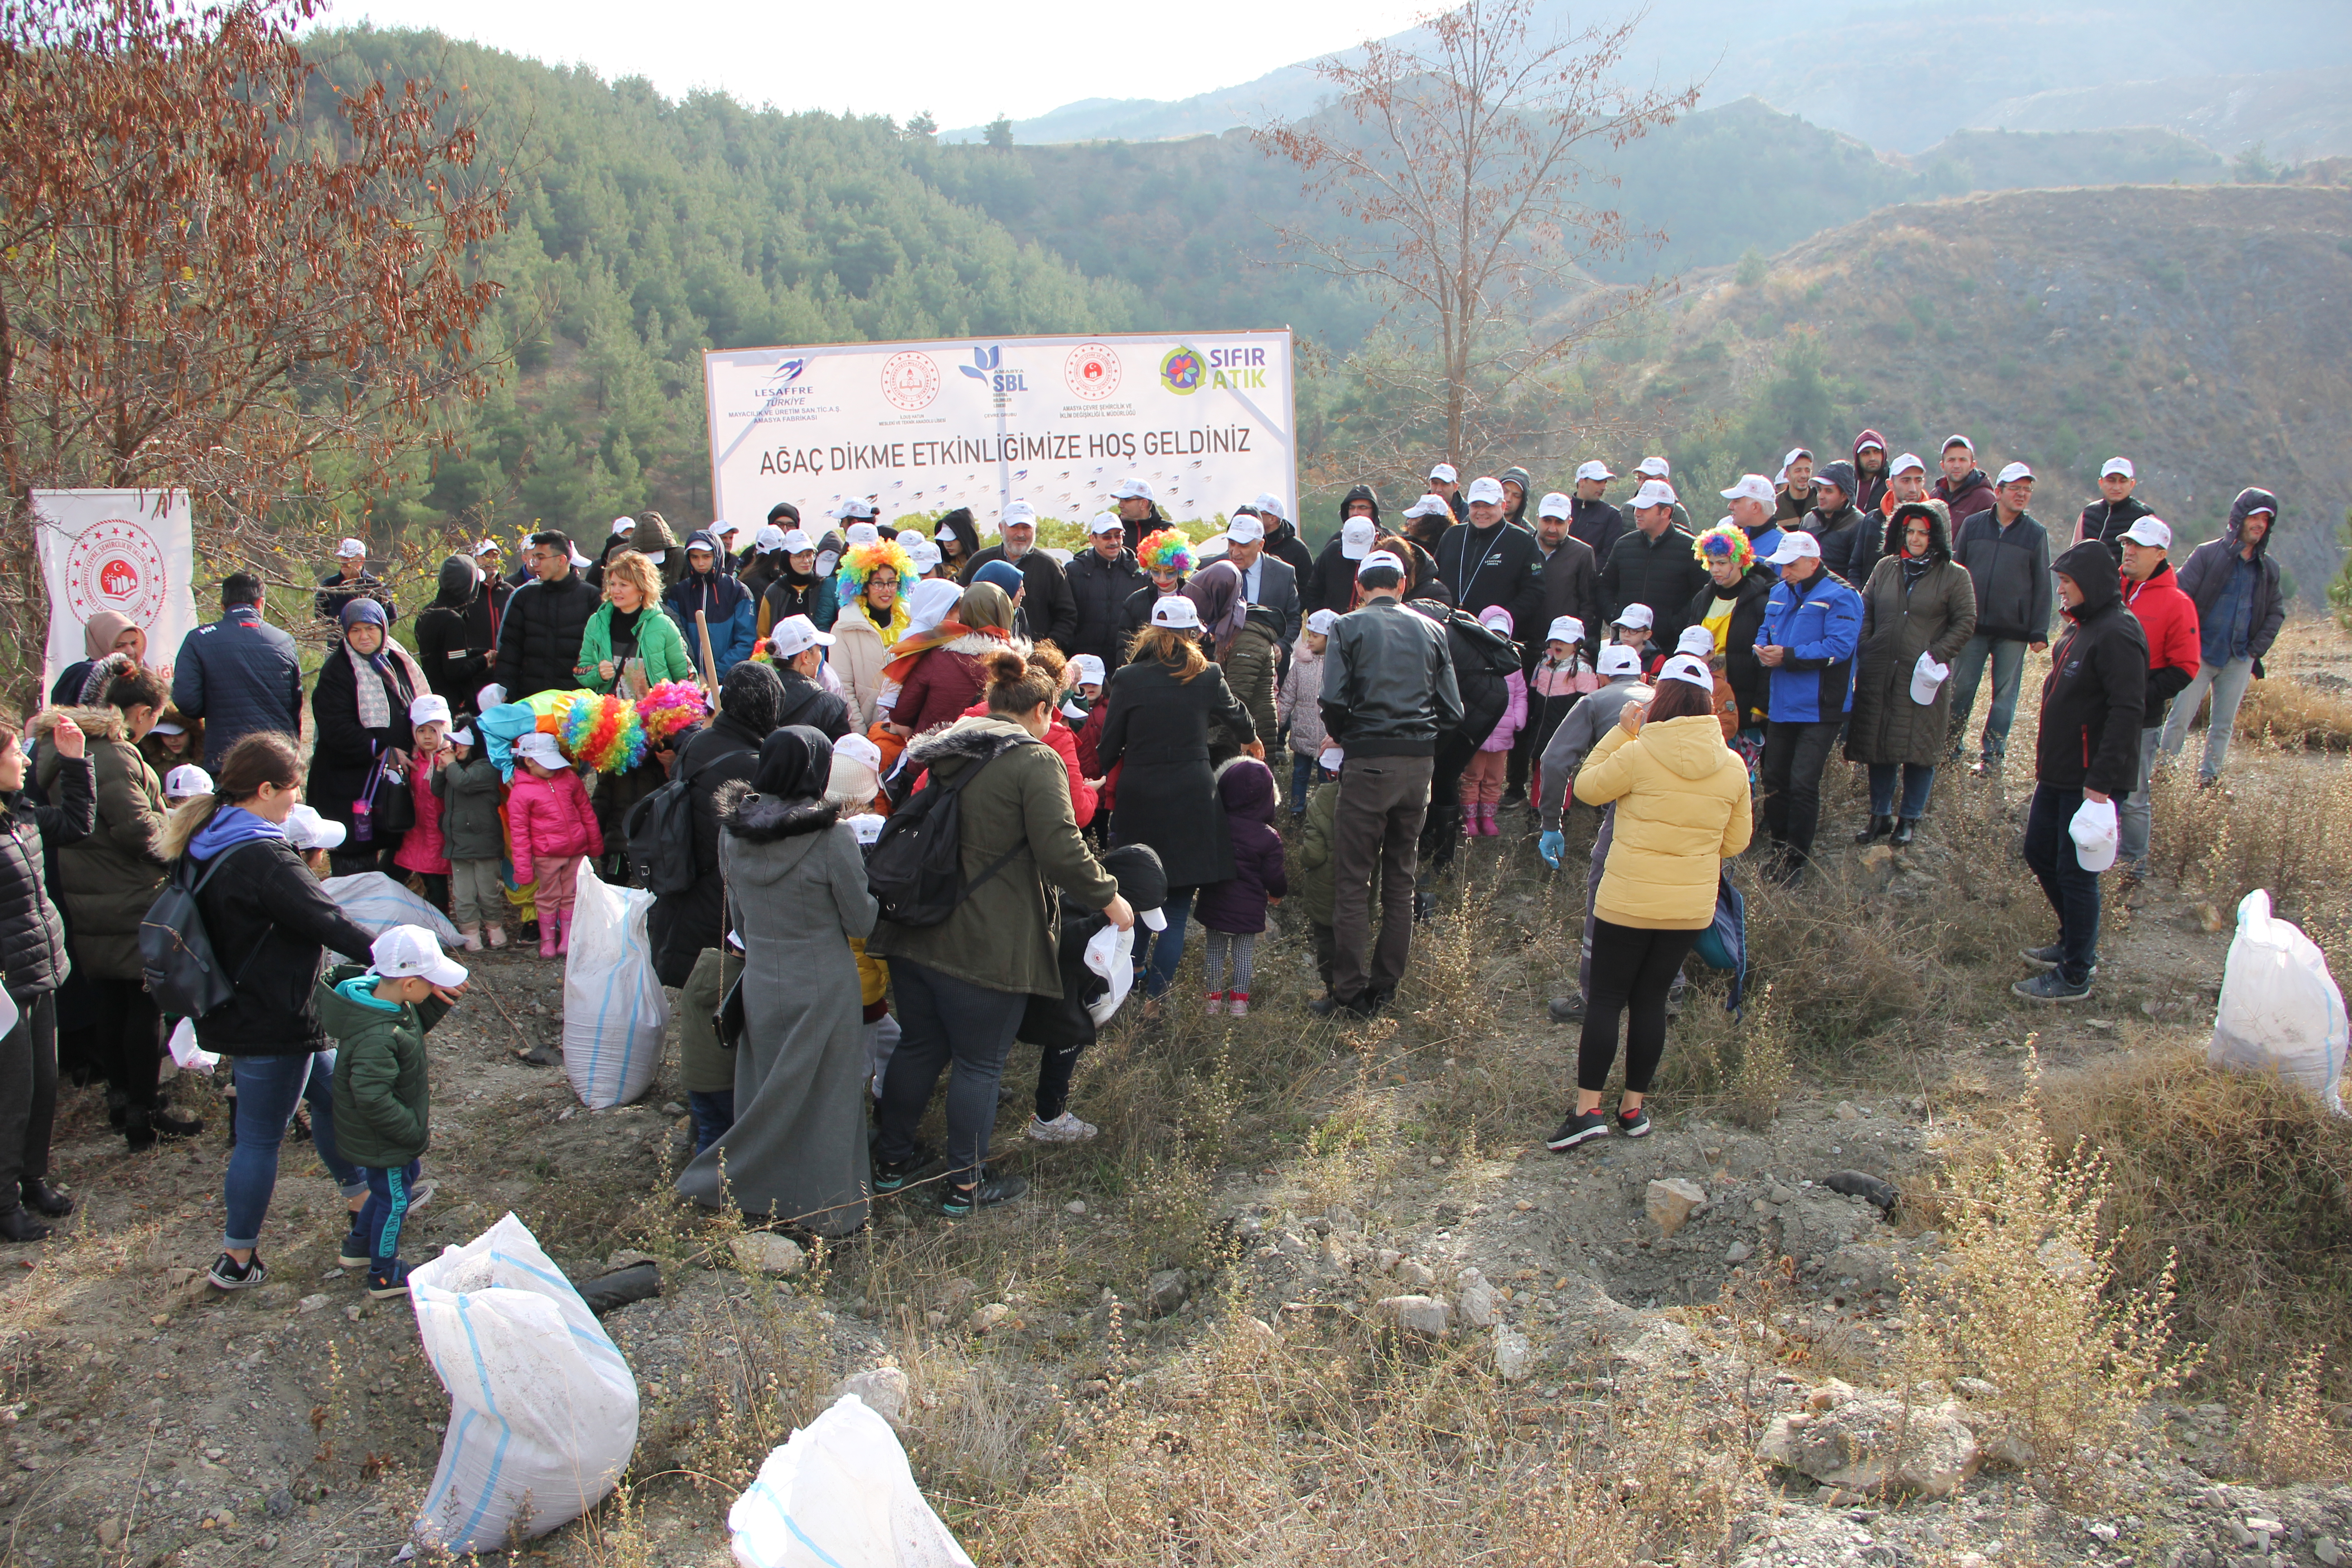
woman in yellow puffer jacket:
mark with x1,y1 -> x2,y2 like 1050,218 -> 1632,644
1549,654 -> 1752,1152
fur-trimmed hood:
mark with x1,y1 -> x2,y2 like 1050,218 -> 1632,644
1886,499 -> 1954,564
30,705 -> 127,745
903,714 -> 1036,779
936,629 -> 1031,660
714,779 -> 840,843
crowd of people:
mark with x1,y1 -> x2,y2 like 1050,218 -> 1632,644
0,443 -> 2290,1250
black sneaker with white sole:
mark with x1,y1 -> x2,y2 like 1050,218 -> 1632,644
1615,1105 -> 1652,1139
1547,1110 -> 1610,1151
207,1251 -> 266,1290
2018,943 -> 2064,969
938,1171 -> 1026,1217
2013,969 -> 2093,1003
872,1145 -> 938,1194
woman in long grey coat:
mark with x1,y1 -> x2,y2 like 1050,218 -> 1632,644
675,726 -> 878,1235
1845,500 -> 1978,846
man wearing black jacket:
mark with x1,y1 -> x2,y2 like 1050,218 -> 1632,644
492,530 -> 602,701
1600,479 -> 1708,650
1516,490 -> 1600,804
1065,513 -> 1146,667
2073,457 -> 2155,564
1251,492 -> 1316,579
2015,541 -> 2146,1003
1433,475 -> 1546,636
1307,485 -> 1382,616
1109,478 -> 1168,553
1802,461 -> 1883,588
1568,460 -> 1625,565
1946,463 -> 2051,774
961,500 -> 1079,650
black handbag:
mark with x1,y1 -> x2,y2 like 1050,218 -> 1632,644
367,753 -> 417,834
714,971 -> 746,1051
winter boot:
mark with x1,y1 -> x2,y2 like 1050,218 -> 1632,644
555,908 -> 574,956
539,918 -> 560,958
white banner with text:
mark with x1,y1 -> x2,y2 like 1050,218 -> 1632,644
36,489 -> 198,696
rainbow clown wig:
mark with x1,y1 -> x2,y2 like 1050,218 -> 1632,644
560,691 -> 647,774
835,537 -> 916,599
1137,527 -> 1194,576
1694,521 -> 1754,574
636,680 -> 709,747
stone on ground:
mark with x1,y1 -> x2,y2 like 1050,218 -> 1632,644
1644,1178 -> 1708,1236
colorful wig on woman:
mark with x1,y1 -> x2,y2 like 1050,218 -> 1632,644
636,679 -> 709,746
1136,527 -> 1194,576
560,691 -> 648,774
834,537 -> 916,599
1694,521 -> 1754,573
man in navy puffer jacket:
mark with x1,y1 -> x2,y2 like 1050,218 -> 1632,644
171,573 -> 304,761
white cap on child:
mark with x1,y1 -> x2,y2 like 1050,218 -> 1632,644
370,923 -> 469,989
164,764 -> 213,799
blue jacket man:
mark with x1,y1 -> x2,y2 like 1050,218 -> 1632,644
1753,531 -> 1863,883
170,573 -> 304,762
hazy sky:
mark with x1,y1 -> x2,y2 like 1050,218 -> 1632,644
324,0 -> 1430,128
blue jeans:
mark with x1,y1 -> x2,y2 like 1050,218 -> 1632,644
1867,763 -> 1936,819
874,960 -> 1026,1182
225,1052 -> 363,1251
2117,726 -> 2163,865
355,1159 -> 421,1270
1138,885 -> 1199,1000
2023,784 -> 2101,985
1289,753 -> 1316,814
688,1090 -> 735,1155
2158,656 -> 2256,783
1945,635 -> 2028,764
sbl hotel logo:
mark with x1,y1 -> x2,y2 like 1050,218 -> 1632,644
959,345 -> 1027,394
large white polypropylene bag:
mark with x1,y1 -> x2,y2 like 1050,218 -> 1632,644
2210,889 -> 2348,1116
728,1394 -> 974,1568
409,1213 -> 640,1554
562,861 -> 669,1108
322,871 -> 463,960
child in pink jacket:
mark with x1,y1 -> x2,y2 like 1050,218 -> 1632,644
393,695 -> 454,911
1458,605 -> 1527,836
507,732 -> 603,956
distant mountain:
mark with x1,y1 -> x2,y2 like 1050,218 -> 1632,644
1973,67 -> 2352,162
951,0 -> 2352,156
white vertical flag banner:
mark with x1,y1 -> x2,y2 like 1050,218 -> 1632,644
35,489 -> 198,695
702,329 -> 1296,534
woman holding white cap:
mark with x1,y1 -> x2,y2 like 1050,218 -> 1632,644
1845,500 -> 1977,846
309,598 -> 429,877
1547,654 -> 1751,1150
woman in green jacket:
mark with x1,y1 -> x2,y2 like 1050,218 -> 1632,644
573,550 -> 695,694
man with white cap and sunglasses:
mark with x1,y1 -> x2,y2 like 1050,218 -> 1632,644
315,537 -> 396,626
2074,456 -> 2157,565
1310,549 -> 1462,1019
1066,511 -> 1146,668
1108,476 -> 1169,552
1568,459 -> 1625,565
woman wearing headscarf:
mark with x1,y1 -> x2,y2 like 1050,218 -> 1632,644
674,727 -> 878,1235
1845,499 -> 1978,845
1187,559 -> 1281,754
411,554 -> 500,709
650,662 -> 786,989
756,529 -> 840,638
308,599 -> 428,876
884,580 -> 1023,739
51,612 -> 146,707
1098,599 -> 1258,1001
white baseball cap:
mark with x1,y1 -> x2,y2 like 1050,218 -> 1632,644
643,550 -> 667,566
779,529 -> 815,554
514,732 -> 568,768
1632,478 -> 1678,510
1676,625 -> 1716,658
714,520 -> 742,539
1942,434 -> 1975,454
611,516 -> 636,537
1659,653 -> 1714,691
1401,494 -> 1451,519
2120,516 -> 2172,549
1853,436 -> 1886,454
1340,518 -> 1377,559
1996,461 -> 2035,485
447,726 -> 475,747
1574,460 -> 1614,483
1889,452 -> 1926,477
1000,500 -> 1038,529
337,538 -> 367,559
163,764 -> 213,799
1225,515 -> 1265,544
1597,645 -> 1642,677
2101,456 -> 2136,479
1612,603 -> 1655,631
1109,477 -> 1155,501
1537,491 -> 1571,520
845,522 -> 880,546
1070,653 -> 1107,685
1357,550 -> 1405,579
284,802 -> 347,852
1765,531 -> 1823,566
1250,492 -> 1286,522
754,524 -> 789,552
369,923 -> 468,989
1306,609 -> 1340,635
408,694 -> 451,727
1546,616 -> 1584,646
833,498 -> 876,520
1086,511 -> 1124,535
472,538 -> 500,558
150,720 -> 185,736
1149,595 -> 1201,630
1427,462 -> 1459,485
1720,474 -> 1775,506
1635,456 -> 1671,479
906,540 -> 943,573
1781,447 -> 1813,469
769,613 -> 835,658
570,545 -> 596,569
1465,475 -> 1505,505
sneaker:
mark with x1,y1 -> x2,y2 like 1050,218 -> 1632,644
1615,1105 -> 1652,1139
872,1144 -> 939,1194
365,1260 -> 416,1300
2013,969 -> 2092,1003
1227,993 -> 1250,1018
207,1251 -> 266,1290
2018,943 -> 2064,970
1546,1110 -> 1610,1152
1547,995 -> 1586,1024
1308,992 -> 1381,1020
405,1179 -> 437,1214
1028,1111 -> 1099,1144
938,1171 -> 1026,1217
338,1229 -> 372,1269
1205,992 -> 1227,1016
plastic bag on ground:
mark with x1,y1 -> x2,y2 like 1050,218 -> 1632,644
563,860 -> 669,1108
2210,888 -> 2348,1116
728,1393 -> 974,1568
409,1213 -> 640,1554
322,871 -> 463,960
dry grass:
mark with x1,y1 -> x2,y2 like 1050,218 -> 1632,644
2232,1346 -> 2352,1485
2234,676 -> 2352,753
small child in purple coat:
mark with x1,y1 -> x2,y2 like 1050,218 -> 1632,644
1194,755 -> 1288,1017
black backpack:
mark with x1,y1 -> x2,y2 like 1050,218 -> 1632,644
139,846 -> 262,1019
624,770 -> 700,896
865,736 -> 1038,928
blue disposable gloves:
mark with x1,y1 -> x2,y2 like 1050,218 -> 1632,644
1538,829 -> 1565,868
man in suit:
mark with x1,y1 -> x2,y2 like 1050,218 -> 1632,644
1221,513 -> 1300,643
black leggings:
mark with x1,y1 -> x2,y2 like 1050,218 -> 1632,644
1578,919 -> 1700,1095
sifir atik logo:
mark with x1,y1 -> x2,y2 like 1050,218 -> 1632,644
958,344 -> 1027,394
